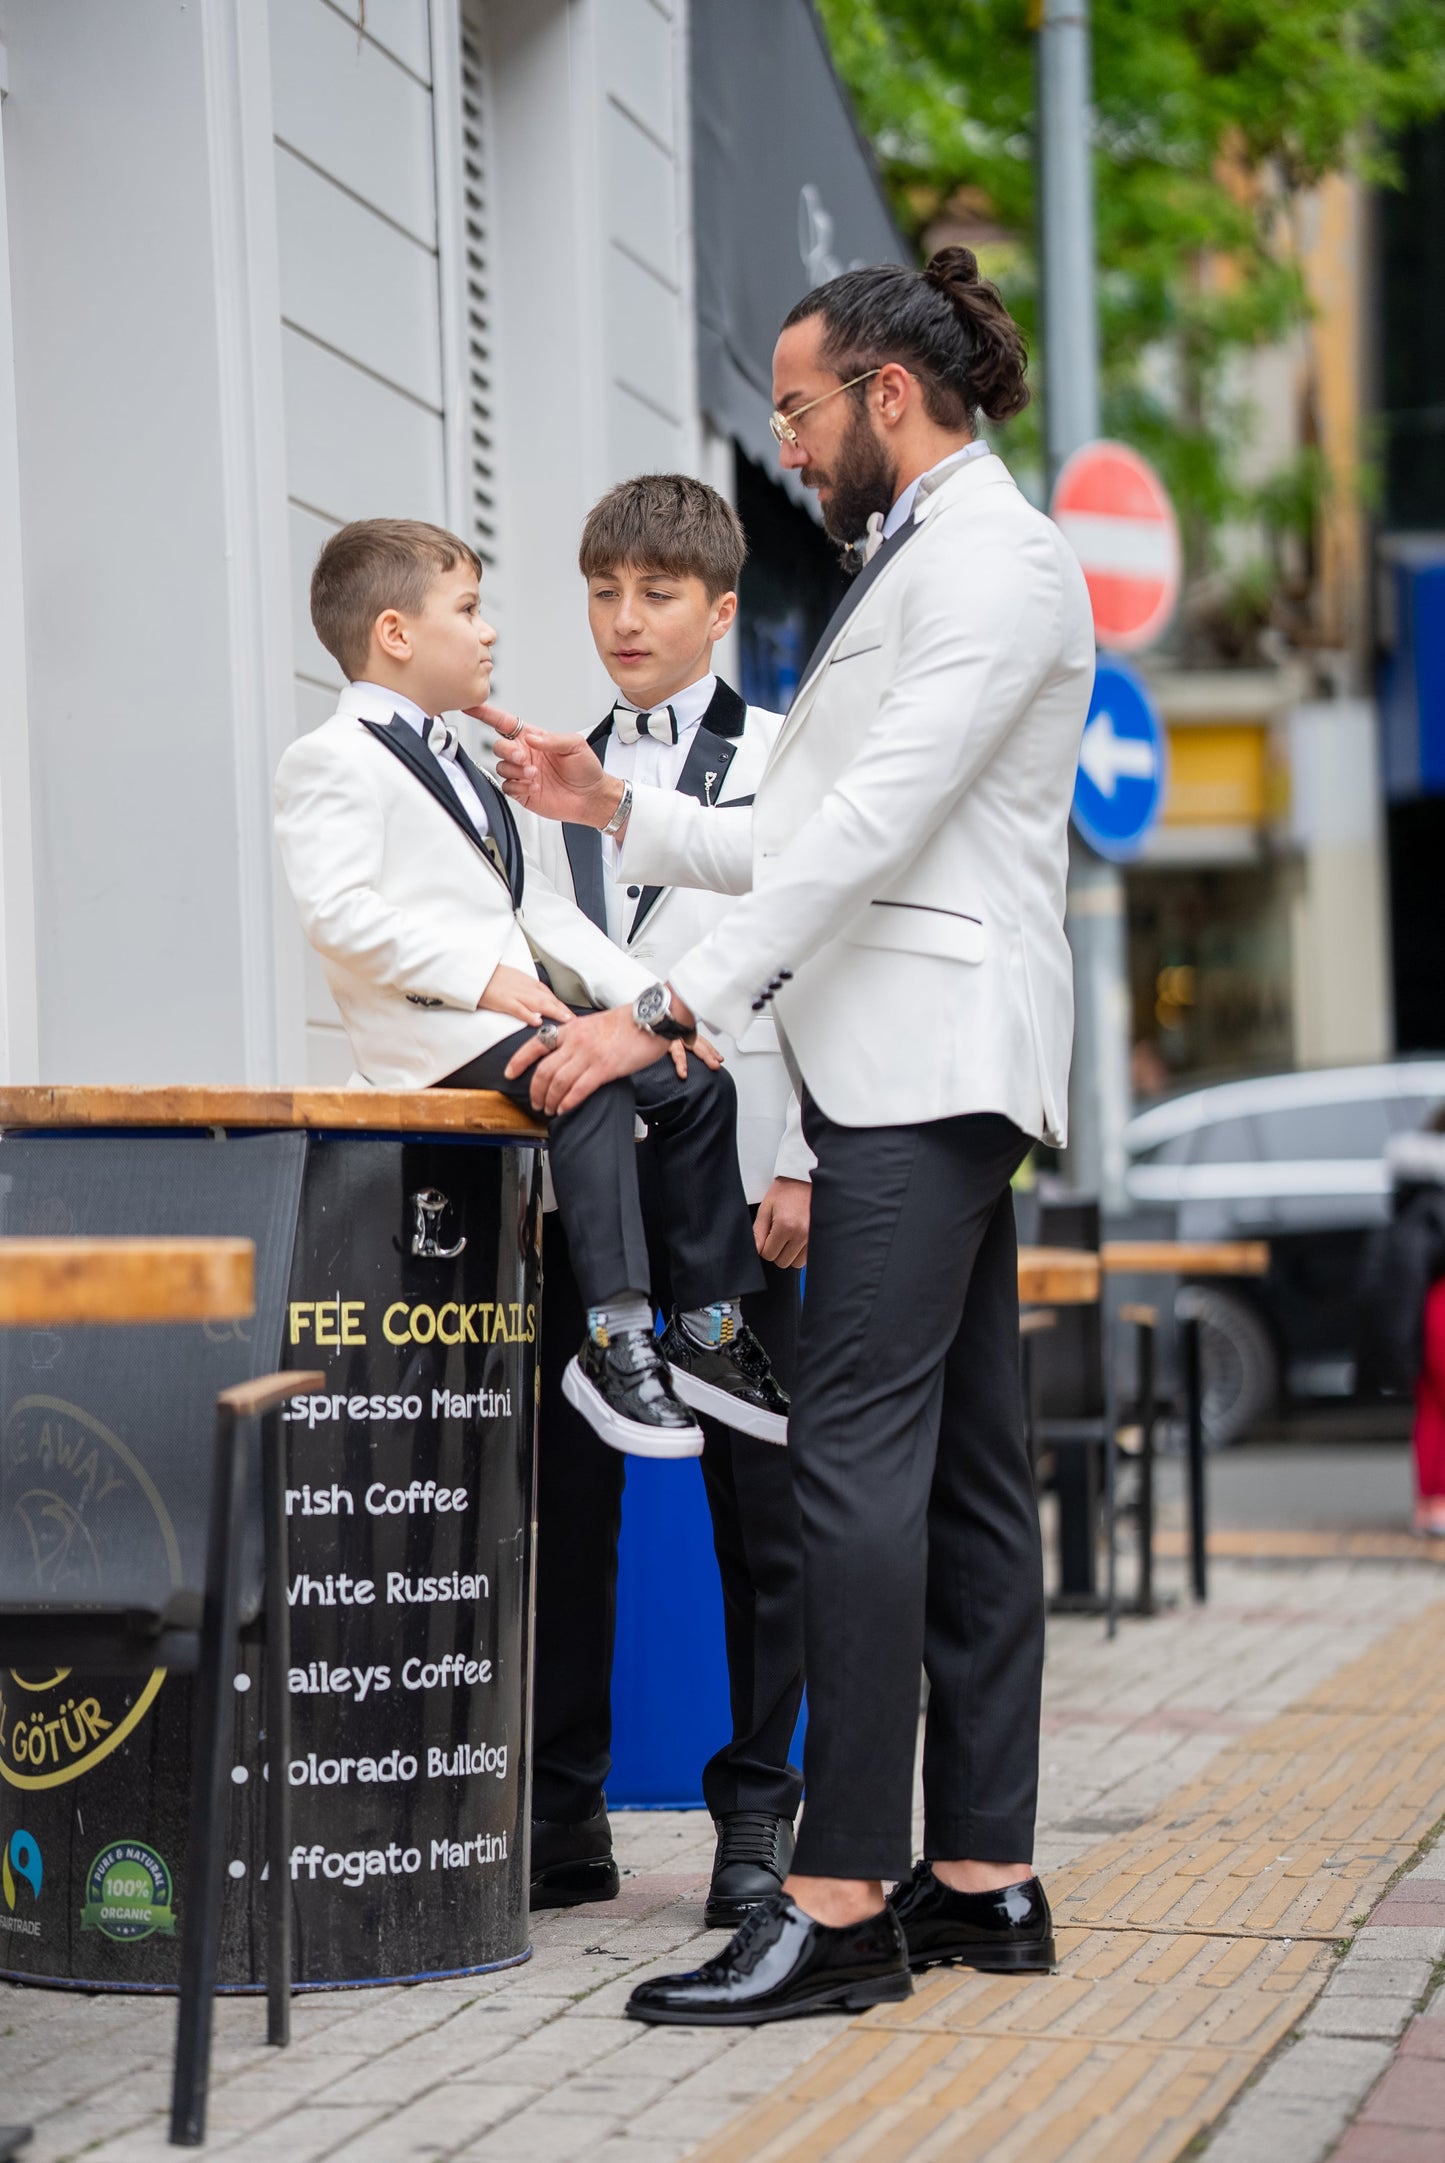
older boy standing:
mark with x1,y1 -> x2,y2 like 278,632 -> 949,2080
501,477 -> 809,1931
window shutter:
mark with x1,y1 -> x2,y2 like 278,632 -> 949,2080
459,1 -> 499,573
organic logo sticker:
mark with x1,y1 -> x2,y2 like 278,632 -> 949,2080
2,1828 -> 41,1908
81,1840 -> 174,1941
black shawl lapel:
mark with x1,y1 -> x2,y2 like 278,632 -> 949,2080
360,716 -> 521,907
560,715 -> 615,932
791,513 -> 925,705
455,742 -> 524,908
628,720 -> 742,945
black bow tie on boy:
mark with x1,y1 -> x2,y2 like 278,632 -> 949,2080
612,703 -> 679,747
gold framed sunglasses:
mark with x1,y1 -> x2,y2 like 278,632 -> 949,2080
769,369 -> 881,447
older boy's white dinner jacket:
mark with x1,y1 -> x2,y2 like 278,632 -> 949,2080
618,453 -> 1095,1144
515,682 -> 811,1202
274,683 -> 653,1089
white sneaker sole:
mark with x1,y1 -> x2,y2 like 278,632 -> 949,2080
563,1358 -> 705,1460
665,1366 -> 788,1447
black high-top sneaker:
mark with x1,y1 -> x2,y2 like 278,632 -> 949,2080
659,1310 -> 789,1445
563,1326 -> 704,1459
531,1801 -> 620,1909
706,1812 -> 796,1929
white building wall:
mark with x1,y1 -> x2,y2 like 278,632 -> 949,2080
484,0 -> 703,737
0,0 -> 294,1084
0,0 -> 707,1086
269,0 -> 454,1081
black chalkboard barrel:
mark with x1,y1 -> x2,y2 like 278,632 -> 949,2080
0,1087 -> 543,1992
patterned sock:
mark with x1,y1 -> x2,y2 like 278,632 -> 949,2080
586,1296 -> 652,1347
680,1299 -> 744,1350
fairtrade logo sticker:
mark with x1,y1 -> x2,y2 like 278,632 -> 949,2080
81,1841 -> 175,1941
2,1828 -> 41,1908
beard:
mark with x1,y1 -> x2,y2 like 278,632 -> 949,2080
804,404 -> 899,551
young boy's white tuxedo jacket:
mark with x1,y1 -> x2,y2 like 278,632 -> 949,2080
618,453 -> 1095,1144
274,682 -> 653,1089
515,680 -> 811,1202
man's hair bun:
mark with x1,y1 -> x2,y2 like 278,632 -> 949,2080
782,248 -> 1030,430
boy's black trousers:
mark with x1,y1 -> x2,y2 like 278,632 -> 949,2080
440,1027 -> 762,1311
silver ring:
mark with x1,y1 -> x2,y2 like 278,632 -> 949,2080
536,1019 -> 561,1051
502,715 -> 526,739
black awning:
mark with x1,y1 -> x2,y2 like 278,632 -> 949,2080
691,0 -> 909,491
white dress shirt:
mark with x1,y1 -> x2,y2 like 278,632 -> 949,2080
344,681 -> 493,843
600,673 -> 717,941
882,440 -> 993,541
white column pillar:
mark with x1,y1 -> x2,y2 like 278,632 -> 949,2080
0,40 -> 39,1084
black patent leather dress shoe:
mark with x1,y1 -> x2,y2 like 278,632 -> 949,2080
530,1802 -> 621,1909
627,1893 -> 912,2025
563,1329 -> 704,1459
705,1811 -> 795,1929
888,1863 -> 1056,1972
659,1313 -> 790,1445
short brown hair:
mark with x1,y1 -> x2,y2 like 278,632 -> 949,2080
578,474 -> 745,601
311,518 -> 483,680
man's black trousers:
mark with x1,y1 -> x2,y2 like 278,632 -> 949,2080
788,1098 -> 1044,1883
440,1028 -> 761,1312
531,1185 -> 805,1827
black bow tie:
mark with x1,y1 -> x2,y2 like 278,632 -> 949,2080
613,704 -> 678,746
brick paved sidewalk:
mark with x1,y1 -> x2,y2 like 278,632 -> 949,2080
3,1553 -> 1443,2163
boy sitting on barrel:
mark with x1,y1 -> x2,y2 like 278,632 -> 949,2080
274,518 -> 788,1460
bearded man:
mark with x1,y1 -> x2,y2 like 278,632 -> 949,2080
490,250 -> 1095,2023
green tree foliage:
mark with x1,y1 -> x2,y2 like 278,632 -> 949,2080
816,0 -> 1445,581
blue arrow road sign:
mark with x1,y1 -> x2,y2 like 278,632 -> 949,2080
1071,658 -> 1166,862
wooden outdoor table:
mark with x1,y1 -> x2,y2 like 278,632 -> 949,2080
0,1084 -> 541,1993
0,1236 -> 254,1326
1018,1246 -> 1101,1305
1101,1239 -> 1269,1277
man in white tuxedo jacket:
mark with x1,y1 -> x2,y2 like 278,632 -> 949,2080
494,253 -> 1095,2022
509,476 -> 811,1930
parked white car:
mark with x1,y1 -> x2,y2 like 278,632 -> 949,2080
1123,1060 -> 1445,1439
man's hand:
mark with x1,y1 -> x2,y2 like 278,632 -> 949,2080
505,1003 -> 666,1114
754,1177 -> 811,1267
475,709 -> 624,830
478,963 -> 573,1027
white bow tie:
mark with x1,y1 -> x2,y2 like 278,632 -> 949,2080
613,704 -> 678,747
425,716 -> 459,760
860,511 -> 887,566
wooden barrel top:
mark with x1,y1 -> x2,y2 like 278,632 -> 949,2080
0,1236 -> 255,1325
0,1085 -> 544,1138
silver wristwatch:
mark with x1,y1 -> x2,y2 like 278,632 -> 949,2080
631,981 -> 694,1042
602,779 -> 633,837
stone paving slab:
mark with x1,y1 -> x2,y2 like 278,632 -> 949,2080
3,1556 -> 1443,2163
686,1591 -> 1445,2163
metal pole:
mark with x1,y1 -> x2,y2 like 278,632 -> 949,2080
1182,1311 -> 1208,1601
1035,0 -> 1132,1212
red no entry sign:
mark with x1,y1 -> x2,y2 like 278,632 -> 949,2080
1050,440 -> 1180,653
